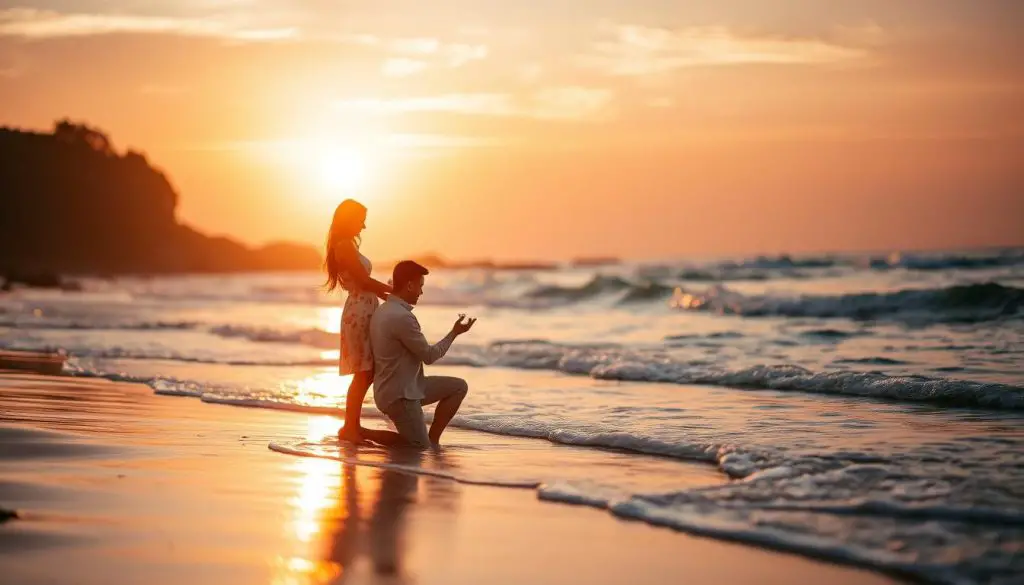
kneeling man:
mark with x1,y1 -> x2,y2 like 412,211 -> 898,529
370,260 -> 475,448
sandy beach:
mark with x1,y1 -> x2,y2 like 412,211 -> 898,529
0,351 -> 905,585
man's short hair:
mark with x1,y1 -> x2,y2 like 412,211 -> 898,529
393,260 -> 429,290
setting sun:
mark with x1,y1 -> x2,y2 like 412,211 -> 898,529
318,147 -> 369,192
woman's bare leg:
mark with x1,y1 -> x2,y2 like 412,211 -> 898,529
338,370 -> 407,446
338,370 -> 371,443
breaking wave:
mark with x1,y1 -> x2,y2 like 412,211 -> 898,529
670,282 -> 1024,324
442,341 -> 1024,410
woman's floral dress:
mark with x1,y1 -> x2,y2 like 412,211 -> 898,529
338,252 -> 379,375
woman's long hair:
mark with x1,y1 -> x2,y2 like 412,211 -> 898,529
324,199 -> 367,293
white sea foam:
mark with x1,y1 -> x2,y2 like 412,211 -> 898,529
269,428 -> 1024,585
267,441 -> 539,488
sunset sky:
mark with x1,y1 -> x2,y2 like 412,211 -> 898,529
2,1 -> 1022,261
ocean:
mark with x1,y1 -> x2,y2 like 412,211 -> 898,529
2,248 -> 1022,584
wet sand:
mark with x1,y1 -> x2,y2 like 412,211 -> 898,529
0,352 -> 904,584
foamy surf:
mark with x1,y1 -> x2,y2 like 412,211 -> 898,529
269,427 -> 1024,585
268,440 -> 540,488
442,342 -> 1024,410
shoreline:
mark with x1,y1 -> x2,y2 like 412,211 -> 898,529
0,351 -> 904,585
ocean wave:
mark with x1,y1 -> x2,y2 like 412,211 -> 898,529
657,250 -> 1024,283
833,357 -> 910,366
670,282 -> 1024,324
64,366 -> 371,415
606,496 -> 1019,585
0,318 -> 198,331
677,268 -> 773,282
871,250 -> 1024,272
208,324 -> 337,349
798,328 -> 860,340
721,254 -> 841,271
415,273 -> 1024,315
443,341 -> 1024,410
522,275 -> 675,306
526,275 -> 632,300
714,250 -> 1024,273
7,342 -> 335,367
131,287 -> 334,306
618,281 -> 676,303
269,420 -> 1024,585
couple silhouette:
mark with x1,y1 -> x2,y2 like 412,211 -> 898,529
324,199 -> 477,449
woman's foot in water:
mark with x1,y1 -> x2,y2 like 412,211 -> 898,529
337,425 -> 366,444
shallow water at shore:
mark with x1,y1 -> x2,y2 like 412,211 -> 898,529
2,251 -> 1022,583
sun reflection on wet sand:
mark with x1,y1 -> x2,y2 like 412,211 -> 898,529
272,416 -> 426,584
291,458 -> 339,543
272,417 -> 345,585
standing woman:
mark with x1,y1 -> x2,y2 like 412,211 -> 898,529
325,199 -> 392,443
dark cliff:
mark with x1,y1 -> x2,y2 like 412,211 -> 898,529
0,120 -> 320,275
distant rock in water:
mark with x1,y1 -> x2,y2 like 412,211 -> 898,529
0,120 -> 321,274
570,256 -> 620,268
0,269 -> 81,291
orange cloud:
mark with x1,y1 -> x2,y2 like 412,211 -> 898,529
348,33 -> 487,66
333,87 -> 614,121
0,8 -> 296,41
580,23 -> 869,76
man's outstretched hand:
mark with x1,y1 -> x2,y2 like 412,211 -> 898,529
453,314 -> 477,335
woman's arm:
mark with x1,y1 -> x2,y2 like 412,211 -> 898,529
333,242 -> 392,299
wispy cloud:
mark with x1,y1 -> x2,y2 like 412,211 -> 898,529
336,94 -> 513,117
352,34 -> 488,76
528,87 -> 615,121
334,86 -> 614,121
356,34 -> 488,65
0,8 -> 297,41
0,9 -> 489,80
442,43 -> 489,67
580,23 -> 868,76
381,58 -> 429,78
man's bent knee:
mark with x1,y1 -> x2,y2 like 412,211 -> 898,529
453,377 -> 468,397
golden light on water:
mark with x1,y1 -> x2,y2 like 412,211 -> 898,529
273,449 -> 345,585
271,557 -> 341,585
290,456 -> 339,543
291,371 -> 348,409
304,414 -> 342,442
670,287 -> 705,310
320,308 -> 342,335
